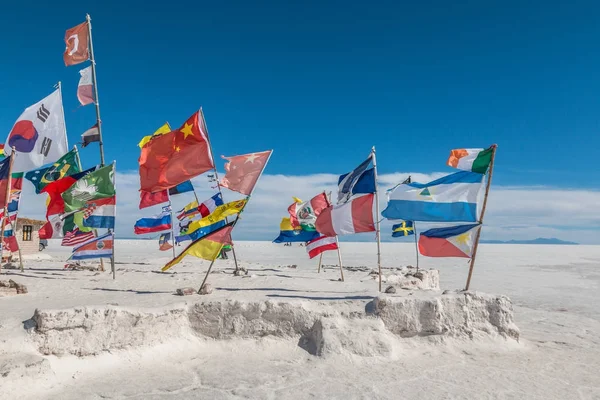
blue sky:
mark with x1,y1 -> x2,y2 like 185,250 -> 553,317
0,1 -> 599,242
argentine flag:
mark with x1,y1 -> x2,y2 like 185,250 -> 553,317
382,171 -> 484,222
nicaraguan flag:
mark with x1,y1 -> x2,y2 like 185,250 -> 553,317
418,224 -> 480,258
392,221 -> 414,237
382,171 -> 483,222
134,209 -> 172,235
273,217 -> 320,243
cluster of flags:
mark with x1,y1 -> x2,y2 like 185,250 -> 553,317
383,146 -> 495,259
273,151 -> 381,262
134,106 -> 272,270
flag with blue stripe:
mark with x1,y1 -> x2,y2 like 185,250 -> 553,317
392,221 -> 414,237
382,171 -> 483,222
337,154 -> 373,204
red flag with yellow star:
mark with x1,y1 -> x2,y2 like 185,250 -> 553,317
139,111 -> 214,192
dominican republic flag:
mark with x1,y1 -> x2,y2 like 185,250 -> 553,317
70,232 -> 114,261
418,224 -> 481,258
315,194 -> 375,237
82,196 -> 116,229
62,228 -> 95,247
382,171 -> 483,223
306,236 -> 338,259
134,209 -> 172,235
198,193 -> 223,218
337,154 -> 373,204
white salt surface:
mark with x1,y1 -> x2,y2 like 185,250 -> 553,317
1,240 -> 599,399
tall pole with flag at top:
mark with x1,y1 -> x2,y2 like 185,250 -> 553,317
198,107 -> 240,271
464,144 -> 497,291
371,146 -> 383,292
85,14 -> 106,167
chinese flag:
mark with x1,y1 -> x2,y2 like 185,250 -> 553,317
64,22 -> 89,66
139,111 -> 214,192
139,190 -> 169,209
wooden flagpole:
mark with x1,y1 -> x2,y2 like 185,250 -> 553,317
464,145 -> 497,291
0,150 -> 15,274
324,191 -> 344,282
85,14 -> 105,167
166,194 -> 176,259
371,146 -> 383,292
335,236 -> 344,281
317,253 -> 323,273
199,107 -> 240,271
110,160 -> 116,279
413,222 -> 419,272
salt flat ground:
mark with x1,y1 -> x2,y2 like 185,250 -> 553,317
1,241 -> 599,400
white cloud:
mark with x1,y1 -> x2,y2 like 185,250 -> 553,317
16,170 -> 600,244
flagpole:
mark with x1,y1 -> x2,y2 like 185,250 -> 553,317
86,14 -> 105,167
324,190 -> 344,282
317,252 -> 323,273
335,236 -> 344,282
413,222 -> 419,272
371,146 -> 383,292
464,144 -> 497,291
167,193 -> 176,259
0,150 -> 15,275
198,244 -> 225,293
198,107 -> 239,271
110,160 -> 116,279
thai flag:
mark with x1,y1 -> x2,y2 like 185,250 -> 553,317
82,196 -> 116,229
134,210 -> 172,235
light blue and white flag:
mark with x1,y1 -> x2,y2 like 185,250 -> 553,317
381,171 -> 483,222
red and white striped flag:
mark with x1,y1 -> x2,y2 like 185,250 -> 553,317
306,236 -> 338,259
77,66 -> 94,106
62,228 -> 95,247
315,194 -> 375,237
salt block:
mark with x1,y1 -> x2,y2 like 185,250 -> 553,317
371,292 -> 520,340
0,287 -> 18,297
302,317 -> 397,357
176,287 -> 196,296
384,269 -> 440,290
198,283 -> 213,295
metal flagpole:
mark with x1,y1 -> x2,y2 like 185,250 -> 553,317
86,14 -> 105,167
371,146 -> 383,292
464,145 -> 497,291
413,222 -> 419,272
0,150 -> 15,275
167,193 -> 176,259
199,107 -> 239,271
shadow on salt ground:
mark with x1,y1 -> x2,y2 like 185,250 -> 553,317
252,273 -> 326,280
216,287 -> 358,295
1,272 -> 77,280
84,287 -> 173,295
266,294 -> 374,301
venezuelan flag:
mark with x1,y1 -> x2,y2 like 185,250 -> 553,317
162,222 -> 234,271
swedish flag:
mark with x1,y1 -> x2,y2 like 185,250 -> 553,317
392,221 -> 414,237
